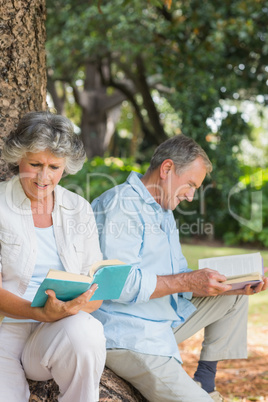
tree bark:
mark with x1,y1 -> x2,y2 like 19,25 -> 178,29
0,0 -> 47,180
134,55 -> 167,146
28,367 -> 148,402
72,62 -> 126,158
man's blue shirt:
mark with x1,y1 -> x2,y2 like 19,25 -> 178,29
92,171 -> 196,361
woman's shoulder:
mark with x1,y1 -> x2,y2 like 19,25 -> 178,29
55,184 -> 92,212
0,180 -> 7,191
0,176 -> 17,198
0,180 -> 8,205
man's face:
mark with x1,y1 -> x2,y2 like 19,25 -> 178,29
159,157 -> 207,211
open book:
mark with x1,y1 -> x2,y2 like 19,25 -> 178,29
31,259 -> 132,307
198,252 -> 263,290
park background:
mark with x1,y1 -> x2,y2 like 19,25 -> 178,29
0,1 -> 268,400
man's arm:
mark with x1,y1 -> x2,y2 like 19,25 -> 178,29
151,267 -> 268,299
92,199 -> 156,304
150,269 -> 231,299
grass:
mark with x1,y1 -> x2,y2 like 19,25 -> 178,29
181,244 -> 268,269
181,243 -> 268,326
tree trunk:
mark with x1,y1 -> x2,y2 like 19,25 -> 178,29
28,367 -> 148,402
135,55 -> 167,146
73,62 -> 126,158
0,0 -> 47,180
80,104 -> 122,158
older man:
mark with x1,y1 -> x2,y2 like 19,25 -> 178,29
92,134 -> 267,402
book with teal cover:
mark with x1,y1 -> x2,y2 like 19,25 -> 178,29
31,260 -> 132,307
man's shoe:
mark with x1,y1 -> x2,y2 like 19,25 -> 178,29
194,381 -> 224,401
209,389 -> 224,402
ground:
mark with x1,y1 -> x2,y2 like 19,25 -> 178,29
180,324 -> 268,402
28,324 -> 268,402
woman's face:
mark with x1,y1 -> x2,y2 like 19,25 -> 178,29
18,150 -> 66,203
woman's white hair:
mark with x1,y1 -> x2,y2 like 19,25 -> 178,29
2,111 -> 86,175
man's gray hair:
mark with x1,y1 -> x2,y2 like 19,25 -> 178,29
2,111 -> 86,175
149,134 -> 212,174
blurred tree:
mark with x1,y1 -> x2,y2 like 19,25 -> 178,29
0,0 -> 47,180
46,0 -> 268,158
45,0 -> 268,240
45,0 -> 172,157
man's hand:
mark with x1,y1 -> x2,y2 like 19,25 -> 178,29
151,269 -> 232,299
188,269 -> 232,297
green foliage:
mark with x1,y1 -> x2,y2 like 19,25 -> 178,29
181,243 -> 268,271
223,168 -> 268,248
46,0 -> 268,133
60,156 -> 149,203
46,0 -> 268,246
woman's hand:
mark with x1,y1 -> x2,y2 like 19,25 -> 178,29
82,299 -> 103,314
38,283 -> 100,322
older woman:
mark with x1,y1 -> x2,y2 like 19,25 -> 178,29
0,111 -> 106,401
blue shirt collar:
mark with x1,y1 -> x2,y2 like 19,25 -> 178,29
126,171 -> 163,213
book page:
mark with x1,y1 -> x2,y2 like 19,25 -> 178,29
89,259 -> 126,276
198,252 -> 263,277
47,269 -> 92,283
